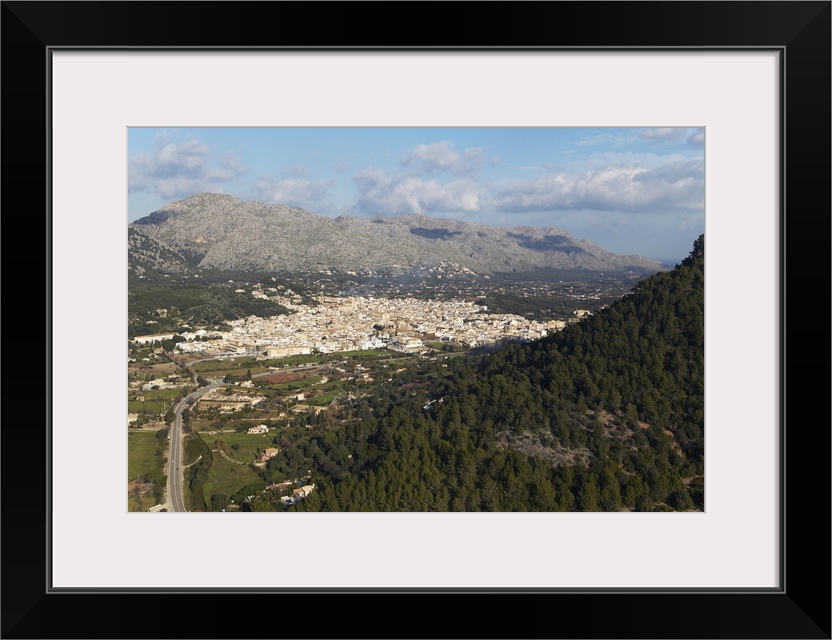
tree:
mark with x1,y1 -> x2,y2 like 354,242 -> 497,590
683,234 -> 704,266
531,481 -> 558,510
245,368 -> 252,381
578,475 -> 600,511
164,409 -> 175,425
235,421 -> 253,433
249,498 -> 276,512
688,476 -> 704,510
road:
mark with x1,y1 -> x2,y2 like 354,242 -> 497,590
164,358 -> 323,512
166,381 -> 223,512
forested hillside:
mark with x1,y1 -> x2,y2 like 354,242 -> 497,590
281,235 -> 705,512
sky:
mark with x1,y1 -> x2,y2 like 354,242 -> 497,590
128,127 -> 704,262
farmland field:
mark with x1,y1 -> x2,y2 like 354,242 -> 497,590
128,429 -> 165,512
128,387 -> 182,413
202,455 -> 264,505
128,430 -> 160,480
198,431 -> 273,464
191,356 -> 260,373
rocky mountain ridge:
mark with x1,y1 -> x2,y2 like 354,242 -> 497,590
130,193 -> 663,275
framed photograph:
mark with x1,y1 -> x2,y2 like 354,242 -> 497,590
4,2 -> 829,638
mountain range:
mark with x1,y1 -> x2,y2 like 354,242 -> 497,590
129,193 -> 664,276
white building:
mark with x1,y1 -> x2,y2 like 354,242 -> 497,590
247,424 -> 269,435
133,333 -> 175,345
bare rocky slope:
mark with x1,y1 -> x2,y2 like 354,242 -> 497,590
130,193 -> 663,275
128,226 -> 192,278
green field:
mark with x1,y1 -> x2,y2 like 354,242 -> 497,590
202,366 -> 271,379
190,356 -> 273,380
191,357 -> 260,373
128,495 -> 157,512
199,431 -> 277,462
259,354 -> 324,368
128,431 -> 161,481
128,387 -> 182,413
330,349 -> 390,359
190,418 -> 215,432
202,456 -> 264,505
258,375 -> 322,394
307,390 -> 340,406
186,349 -> 400,379
128,430 -> 164,512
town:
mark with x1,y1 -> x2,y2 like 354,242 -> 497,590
162,291 -> 576,357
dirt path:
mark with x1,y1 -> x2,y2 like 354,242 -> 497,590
214,449 -> 248,465
182,455 -> 202,468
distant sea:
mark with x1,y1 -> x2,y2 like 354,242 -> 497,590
653,258 -> 684,269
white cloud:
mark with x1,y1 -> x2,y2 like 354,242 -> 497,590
641,127 -> 690,142
253,177 -> 333,208
400,141 -> 484,175
491,159 -> 703,214
129,133 -> 245,199
576,128 -> 705,151
353,169 -> 482,215
687,129 -> 705,147
642,127 -> 706,148
582,151 -> 690,169
576,132 -> 622,147
352,141 -> 487,216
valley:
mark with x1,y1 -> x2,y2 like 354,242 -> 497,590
127,194 -> 702,514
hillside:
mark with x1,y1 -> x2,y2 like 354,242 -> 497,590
128,226 -> 194,280
130,193 -> 664,275
267,235 -> 706,512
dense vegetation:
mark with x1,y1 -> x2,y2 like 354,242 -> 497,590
129,228 -> 319,337
128,283 -> 291,337
476,289 -> 601,320
183,432 -> 213,511
273,235 -> 705,512
475,268 -> 657,319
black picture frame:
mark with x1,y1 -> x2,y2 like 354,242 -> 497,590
3,2 -> 829,638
